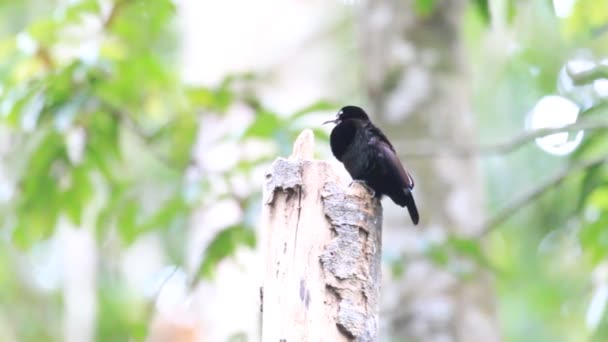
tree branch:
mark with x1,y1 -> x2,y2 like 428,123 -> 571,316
103,0 -> 127,30
35,47 -> 54,70
476,154 -> 608,237
396,119 -> 608,158
105,105 -> 181,171
567,61 -> 608,85
478,119 -> 608,155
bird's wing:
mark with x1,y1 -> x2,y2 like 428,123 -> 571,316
373,136 -> 415,190
367,123 -> 396,150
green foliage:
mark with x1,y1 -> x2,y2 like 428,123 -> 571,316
423,235 -> 494,279
244,100 -> 333,144
572,104 -> 608,161
580,182 -> 608,264
413,0 -> 437,17
561,64 -> 608,277
0,1 -> 333,340
10,0 -> 608,341
96,282 -> 150,342
465,0 -> 608,339
471,0 -> 490,23
197,225 -> 256,280
0,0 -> 193,248
566,0 -> 608,37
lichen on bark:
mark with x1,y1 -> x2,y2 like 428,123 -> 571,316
320,181 -> 383,342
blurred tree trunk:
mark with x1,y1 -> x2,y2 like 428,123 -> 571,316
358,1 -> 500,341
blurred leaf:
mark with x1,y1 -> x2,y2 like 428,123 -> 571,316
96,284 -> 149,341
212,86 -> 234,113
185,86 -> 211,106
12,209 -> 56,249
571,104 -> 608,160
587,186 -> 608,210
87,111 -> 121,165
312,127 -> 330,143
19,91 -> 44,130
52,92 -> 85,131
577,163 -> 606,210
425,236 -> 492,271
506,0 -> 517,23
95,182 -> 126,240
228,332 -> 248,342
571,131 -> 608,160
197,225 -> 256,279
96,55 -> 171,109
591,313 -> 608,342
390,259 -> 405,278
292,100 -> 336,119
472,0 -> 490,23
447,236 -> 491,267
0,36 -> 17,59
109,0 -> 176,54
414,0 -> 437,17
425,244 -> 449,266
140,195 -> 188,232
243,109 -> 282,139
64,0 -> 100,23
154,112 -> 198,167
566,0 -> 608,37
12,131 -> 67,248
187,86 -> 233,112
26,18 -> 58,45
61,165 -> 94,226
117,200 -> 139,244
2,85 -> 39,126
42,61 -> 86,109
448,236 -> 480,254
579,212 -> 608,265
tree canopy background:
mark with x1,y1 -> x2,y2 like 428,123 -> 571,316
1,0 -> 608,341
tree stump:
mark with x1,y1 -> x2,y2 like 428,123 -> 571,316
260,129 -> 383,342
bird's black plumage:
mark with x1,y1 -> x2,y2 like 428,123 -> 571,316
324,106 -> 419,225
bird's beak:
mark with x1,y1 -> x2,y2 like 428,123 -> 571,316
323,118 -> 338,125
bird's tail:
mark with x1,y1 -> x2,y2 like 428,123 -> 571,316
403,189 -> 419,225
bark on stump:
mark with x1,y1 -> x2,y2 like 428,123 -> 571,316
260,129 -> 383,342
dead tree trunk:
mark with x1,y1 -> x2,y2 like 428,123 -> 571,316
260,130 -> 383,342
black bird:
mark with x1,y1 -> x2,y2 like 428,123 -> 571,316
324,106 -> 419,225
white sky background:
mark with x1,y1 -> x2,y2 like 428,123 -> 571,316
178,0 -> 347,114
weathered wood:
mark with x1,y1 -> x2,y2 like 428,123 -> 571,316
261,129 -> 383,342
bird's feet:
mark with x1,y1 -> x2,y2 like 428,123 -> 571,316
349,180 -> 376,197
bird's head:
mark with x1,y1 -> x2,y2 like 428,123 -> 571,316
323,106 -> 370,125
